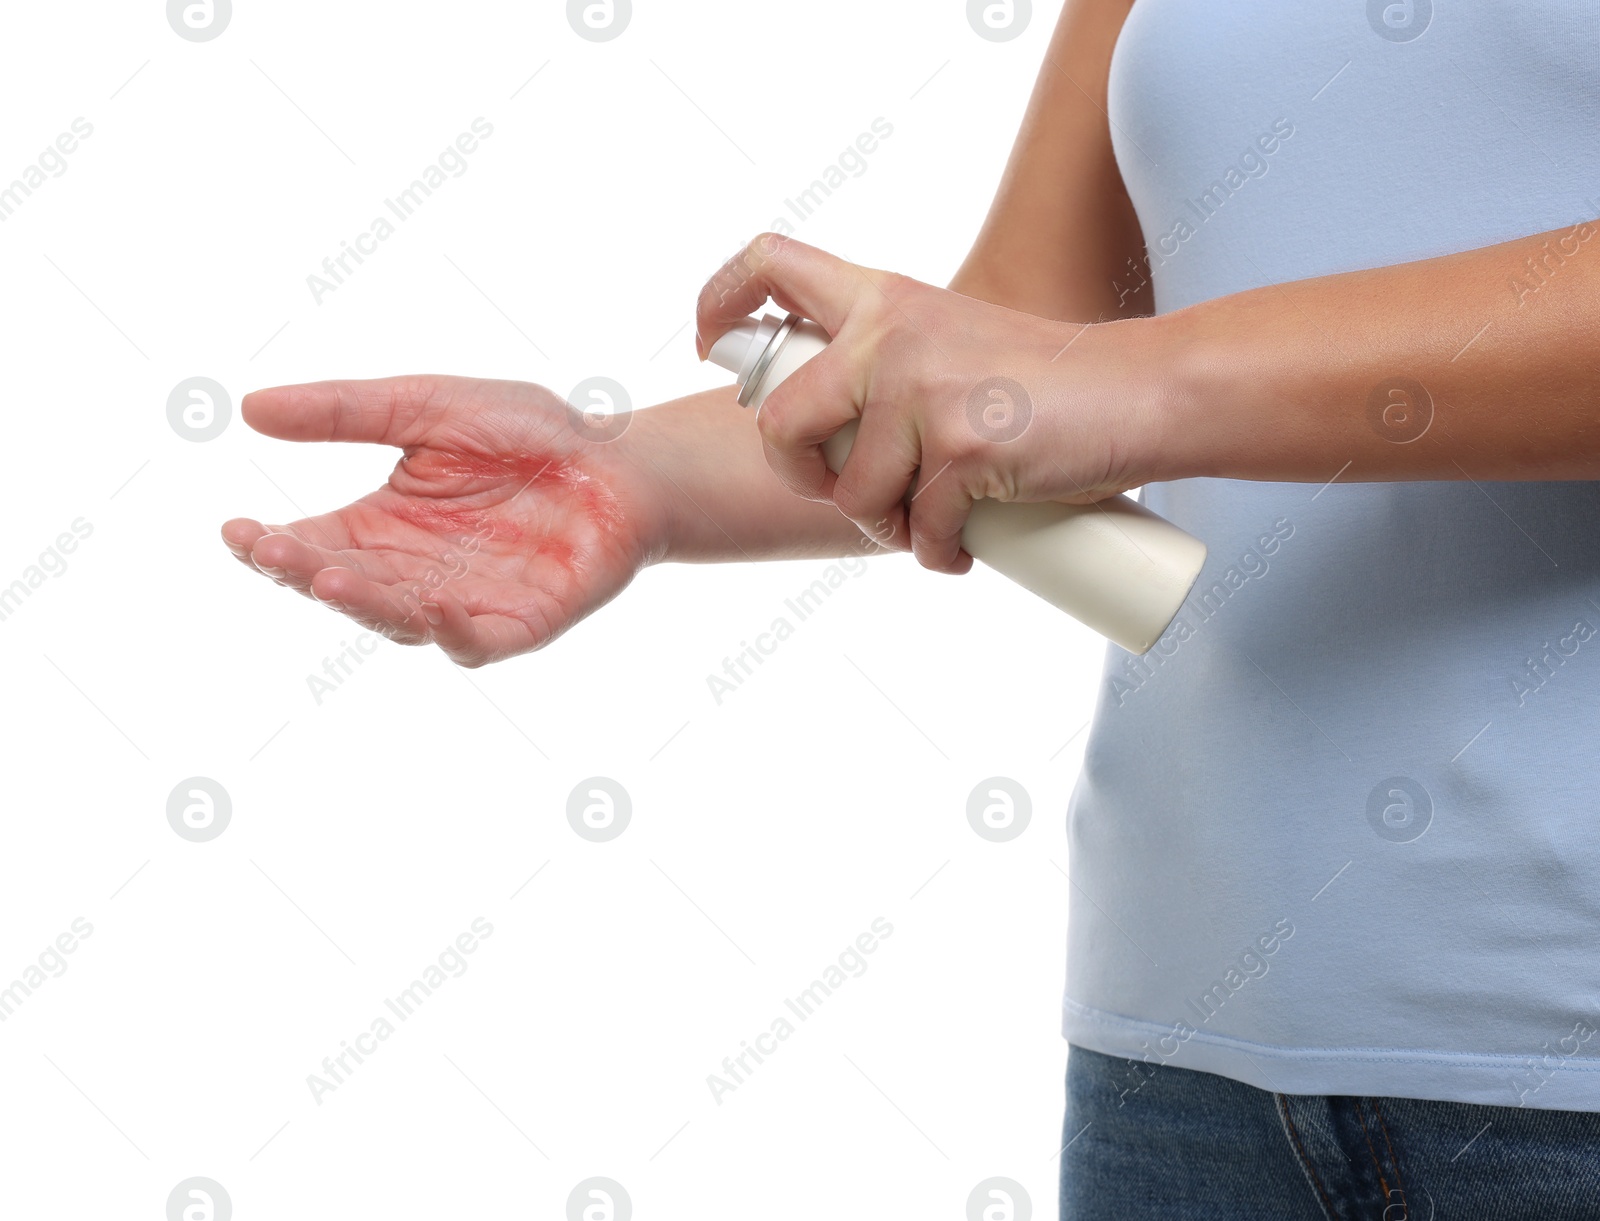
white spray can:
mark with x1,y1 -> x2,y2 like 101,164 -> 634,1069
708,312 -> 1207,654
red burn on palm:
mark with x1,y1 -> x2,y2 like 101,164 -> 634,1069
399,448 -> 623,527
384,497 -> 518,541
385,448 -> 622,569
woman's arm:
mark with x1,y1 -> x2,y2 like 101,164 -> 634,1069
1159,221 -> 1600,485
949,0 -> 1147,321
692,216 -> 1600,573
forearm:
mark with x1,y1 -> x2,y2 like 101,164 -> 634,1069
1159,221 -> 1600,485
950,0 -> 1147,323
625,385 -> 884,564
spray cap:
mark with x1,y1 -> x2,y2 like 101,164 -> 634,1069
707,313 -> 795,405
706,318 -> 765,378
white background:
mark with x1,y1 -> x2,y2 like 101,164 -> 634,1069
0,1 -> 1110,1216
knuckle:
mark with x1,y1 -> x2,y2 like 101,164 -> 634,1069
857,291 -> 903,348
934,414 -> 985,467
871,271 -> 925,328
876,269 -> 921,308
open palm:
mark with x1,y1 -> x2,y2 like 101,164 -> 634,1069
222,375 -> 656,666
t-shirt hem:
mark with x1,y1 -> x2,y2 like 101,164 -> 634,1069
1062,996 -> 1600,1113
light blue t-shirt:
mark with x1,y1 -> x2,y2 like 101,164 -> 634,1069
1063,0 -> 1600,1109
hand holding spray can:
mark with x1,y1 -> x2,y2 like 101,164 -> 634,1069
708,313 -> 1208,655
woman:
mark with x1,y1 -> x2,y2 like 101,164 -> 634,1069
223,1 -> 1600,1215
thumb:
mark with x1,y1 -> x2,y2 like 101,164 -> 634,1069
242,374 -> 456,447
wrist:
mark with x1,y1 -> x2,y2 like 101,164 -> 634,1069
1136,303 -> 1236,485
609,387 -> 769,565
607,404 -> 683,567
1035,311 -> 1211,492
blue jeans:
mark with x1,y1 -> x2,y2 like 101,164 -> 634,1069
1061,1045 -> 1600,1219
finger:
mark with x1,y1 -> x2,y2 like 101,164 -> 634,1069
221,518 -> 267,569
420,590 -> 536,668
248,530 -> 330,597
242,375 -> 457,448
230,518 -> 399,588
249,530 -> 401,599
907,467 -> 976,576
754,350 -> 864,501
829,401 -> 921,551
226,498 -> 362,557
308,568 -> 432,645
696,234 -> 869,359
419,589 -> 482,665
